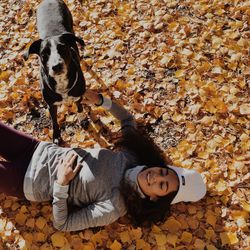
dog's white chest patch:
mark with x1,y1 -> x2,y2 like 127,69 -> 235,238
53,73 -> 81,105
54,96 -> 81,106
54,73 -> 69,96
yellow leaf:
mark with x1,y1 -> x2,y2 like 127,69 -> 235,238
3,199 -> 12,208
0,71 -> 12,81
205,98 -> 228,114
15,213 -> 27,226
194,238 -> 206,249
119,231 -> 131,243
181,48 -> 193,56
91,231 -> 104,245
136,239 -> 150,250
177,140 -> 196,157
130,228 -> 142,240
34,232 -> 46,243
166,234 -> 178,247
110,240 -> 122,250
152,225 -> 162,233
241,201 -> 250,212
206,211 -> 217,228
172,112 -> 186,122
231,210 -> 248,220
211,67 -> 222,74
215,179 -> 227,193
205,229 -> 216,241
0,218 -> 7,232
82,242 -> 95,250
200,82 -> 217,97
187,216 -> 199,229
35,216 -> 47,230
187,205 -> 197,215
220,232 -> 239,246
175,70 -> 185,78
20,205 -> 28,213
51,232 -> 66,248
162,218 -> 181,233
11,202 -> 20,211
180,231 -> 192,243
40,243 -> 53,250
22,232 -> 33,245
198,62 -> 211,73
215,98 -> 228,112
239,104 -> 250,115
212,37 -> 223,48
154,233 -> 167,246
127,67 -> 135,75
168,22 -> 179,31
25,218 -> 35,228
160,55 -> 172,66
206,245 -> 218,250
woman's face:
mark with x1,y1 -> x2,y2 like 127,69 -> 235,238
137,167 -> 179,200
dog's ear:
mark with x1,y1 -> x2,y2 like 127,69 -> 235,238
23,39 -> 42,60
60,33 -> 85,47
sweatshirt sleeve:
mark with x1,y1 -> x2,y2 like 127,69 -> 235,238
52,182 -> 124,231
100,96 -> 136,129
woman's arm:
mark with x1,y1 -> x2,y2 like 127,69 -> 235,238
52,196 -> 123,231
53,152 -> 123,231
83,90 -> 136,129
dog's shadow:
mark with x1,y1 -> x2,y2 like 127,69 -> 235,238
60,105 -> 119,149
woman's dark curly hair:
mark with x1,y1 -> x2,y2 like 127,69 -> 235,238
115,126 -> 178,228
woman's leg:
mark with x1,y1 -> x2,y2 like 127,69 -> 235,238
0,121 -> 39,161
0,161 -> 26,199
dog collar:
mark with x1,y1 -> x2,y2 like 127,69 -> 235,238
66,71 -> 78,93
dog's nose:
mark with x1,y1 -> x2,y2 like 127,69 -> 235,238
52,63 -> 63,73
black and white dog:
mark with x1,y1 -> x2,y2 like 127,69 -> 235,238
24,0 -> 86,144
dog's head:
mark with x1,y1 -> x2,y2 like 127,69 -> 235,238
24,33 -> 85,78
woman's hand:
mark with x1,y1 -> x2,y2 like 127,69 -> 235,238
56,153 -> 82,186
83,89 -> 103,106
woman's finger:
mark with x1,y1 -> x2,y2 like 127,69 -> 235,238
69,154 -> 77,164
73,164 -> 82,175
65,152 -> 75,163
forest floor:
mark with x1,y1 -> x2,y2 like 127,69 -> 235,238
0,0 -> 249,249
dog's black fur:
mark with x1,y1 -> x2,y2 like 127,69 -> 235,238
24,0 -> 86,144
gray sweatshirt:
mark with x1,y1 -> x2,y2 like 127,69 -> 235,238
23,97 -> 138,231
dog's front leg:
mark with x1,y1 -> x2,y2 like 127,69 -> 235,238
48,104 -> 61,144
76,97 -> 83,113
76,98 -> 89,129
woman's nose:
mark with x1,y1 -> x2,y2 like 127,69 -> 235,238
152,174 -> 166,183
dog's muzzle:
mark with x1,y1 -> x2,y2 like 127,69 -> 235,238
52,63 -> 64,74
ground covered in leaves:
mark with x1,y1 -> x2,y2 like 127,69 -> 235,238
0,0 -> 250,249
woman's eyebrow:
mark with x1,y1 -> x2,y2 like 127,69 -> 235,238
166,182 -> 169,192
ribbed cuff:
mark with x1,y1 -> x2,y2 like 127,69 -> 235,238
53,181 -> 69,199
101,96 -> 112,110
95,94 -> 104,106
